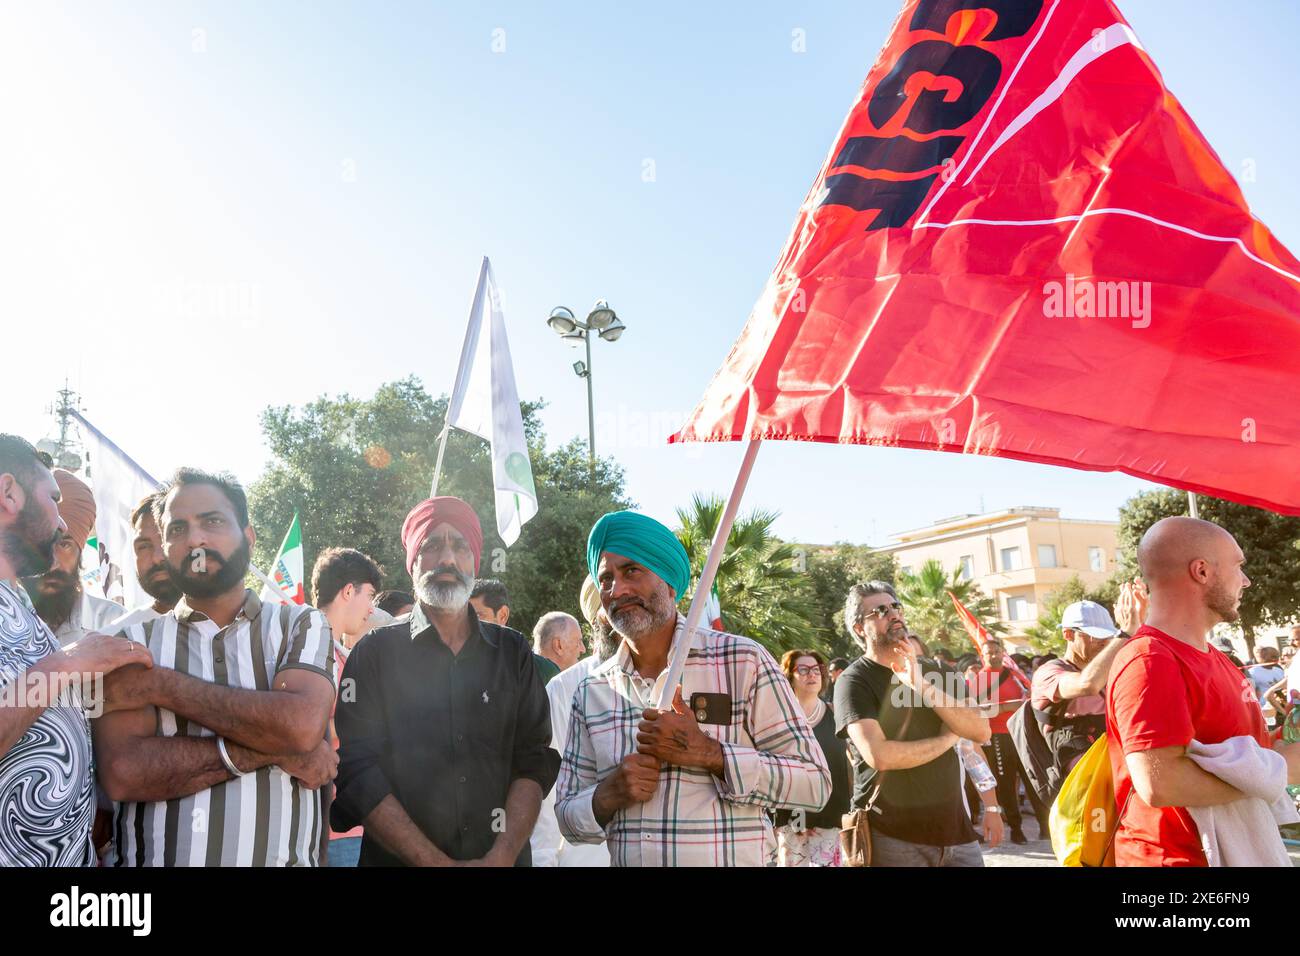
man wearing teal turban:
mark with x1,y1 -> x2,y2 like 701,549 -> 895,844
555,511 -> 830,867
585,511 -> 691,601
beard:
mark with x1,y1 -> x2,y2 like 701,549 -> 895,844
414,566 -> 474,611
1206,573 -> 1241,623
589,615 -> 621,663
166,537 -> 252,600
867,619 -> 908,654
138,562 -> 182,606
1,497 -> 60,579
24,569 -> 80,630
608,587 -> 677,641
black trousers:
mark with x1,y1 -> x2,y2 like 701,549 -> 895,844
983,732 -> 1048,831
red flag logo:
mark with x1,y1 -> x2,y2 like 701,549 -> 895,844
671,0 -> 1300,515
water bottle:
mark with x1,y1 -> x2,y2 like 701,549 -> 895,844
1284,707 -> 1299,799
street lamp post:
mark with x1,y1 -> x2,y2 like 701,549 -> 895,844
546,300 -> 626,476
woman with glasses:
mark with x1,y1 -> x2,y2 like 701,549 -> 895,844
772,649 -> 851,866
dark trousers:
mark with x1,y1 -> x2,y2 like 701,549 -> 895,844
983,732 -> 1047,832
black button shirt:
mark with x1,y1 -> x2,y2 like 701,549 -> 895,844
331,604 -> 560,866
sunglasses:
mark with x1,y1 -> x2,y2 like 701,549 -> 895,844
864,601 -> 903,620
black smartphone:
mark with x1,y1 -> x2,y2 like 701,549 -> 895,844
690,692 -> 732,725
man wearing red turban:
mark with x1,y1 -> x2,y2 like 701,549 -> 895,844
332,495 -> 559,867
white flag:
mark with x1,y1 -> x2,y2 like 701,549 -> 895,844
69,411 -> 159,609
445,257 -> 538,545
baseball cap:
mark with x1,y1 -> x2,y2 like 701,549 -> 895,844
1059,600 -> 1119,639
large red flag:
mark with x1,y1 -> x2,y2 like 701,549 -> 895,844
670,0 -> 1300,515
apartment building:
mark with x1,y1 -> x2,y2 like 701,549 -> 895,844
876,506 -> 1120,641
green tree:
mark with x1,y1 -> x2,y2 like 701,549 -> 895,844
248,377 -> 630,636
1115,490 -> 1300,655
895,559 -> 1006,654
800,544 -> 898,660
1022,574 -> 1119,654
675,494 -> 822,658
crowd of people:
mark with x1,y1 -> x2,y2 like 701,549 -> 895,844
0,431 -> 1296,867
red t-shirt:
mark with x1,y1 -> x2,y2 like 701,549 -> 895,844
1106,626 -> 1270,867
971,667 -> 1030,735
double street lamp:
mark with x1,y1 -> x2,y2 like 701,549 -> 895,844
546,300 -> 626,470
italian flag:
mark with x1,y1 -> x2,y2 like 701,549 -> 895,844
261,512 -> 305,605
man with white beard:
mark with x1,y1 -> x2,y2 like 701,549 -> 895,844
331,496 -> 558,866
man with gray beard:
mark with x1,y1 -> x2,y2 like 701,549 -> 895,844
555,511 -> 829,867
332,496 -> 558,866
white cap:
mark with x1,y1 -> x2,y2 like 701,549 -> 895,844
1059,600 -> 1119,639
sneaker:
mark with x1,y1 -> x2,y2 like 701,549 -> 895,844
1010,828 -> 1028,845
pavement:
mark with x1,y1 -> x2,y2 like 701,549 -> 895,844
979,817 -> 1300,867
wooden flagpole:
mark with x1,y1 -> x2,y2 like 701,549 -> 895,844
653,438 -> 762,709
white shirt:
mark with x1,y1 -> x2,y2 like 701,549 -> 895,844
1288,654 -> 1300,700
530,654 -> 610,867
52,591 -> 126,647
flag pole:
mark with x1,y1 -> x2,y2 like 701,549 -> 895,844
251,564 -> 285,601
653,438 -> 761,710
430,421 -> 451,497
1187,491 -> 1200,518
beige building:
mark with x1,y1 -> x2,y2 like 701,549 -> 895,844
877,507 -> 1120,643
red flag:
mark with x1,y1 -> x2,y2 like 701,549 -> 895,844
670,0 -> 1300,515
949,590 -> 1030,689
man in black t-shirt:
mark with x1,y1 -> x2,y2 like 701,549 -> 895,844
833,581 -> 992,866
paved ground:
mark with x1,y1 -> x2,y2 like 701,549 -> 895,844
979,818 -> 1300,867
980,818 -> 1060,867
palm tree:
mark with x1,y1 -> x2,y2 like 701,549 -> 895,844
675,494 -> 823,657
894,559 -> 1006,653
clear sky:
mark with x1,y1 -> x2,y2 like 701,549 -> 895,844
6,1 -> 1298,546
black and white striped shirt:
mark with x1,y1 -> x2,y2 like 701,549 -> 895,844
107,590 -> 334,866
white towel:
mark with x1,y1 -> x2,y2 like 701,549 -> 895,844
1185,736 -> 1298,867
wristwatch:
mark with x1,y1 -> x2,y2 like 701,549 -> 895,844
983,805 -> 1003,815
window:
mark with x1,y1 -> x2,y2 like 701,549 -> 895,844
899,566 -> 912,577
1089,547 -> 1104,573
999,547 -> 1020,571
959,555 -> 974,581
1037,544 -> 1057,568
1007,595 -> 1028,621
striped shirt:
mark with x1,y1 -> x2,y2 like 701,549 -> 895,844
106,589 -> 334,866
554,615 -> 830,866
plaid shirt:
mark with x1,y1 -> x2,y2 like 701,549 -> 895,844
555,616 -> 830,866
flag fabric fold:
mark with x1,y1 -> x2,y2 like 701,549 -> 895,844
670,0 -> 1300,516
260,512 -> 305,606
69,410 -> 160,608
446,256 -> 538,545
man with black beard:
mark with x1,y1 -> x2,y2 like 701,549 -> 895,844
0,435 -> 142,865
555,511 -> 830,867
106,492 -> 181,633
24,469 -> 123,646
834,581 -> 992,867
332,495 -> 558,866
93,467 -> 338,866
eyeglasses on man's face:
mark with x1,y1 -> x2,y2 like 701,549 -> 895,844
863,601 -> 903,620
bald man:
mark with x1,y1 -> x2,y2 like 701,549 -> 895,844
1106,517 -> 1300,866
